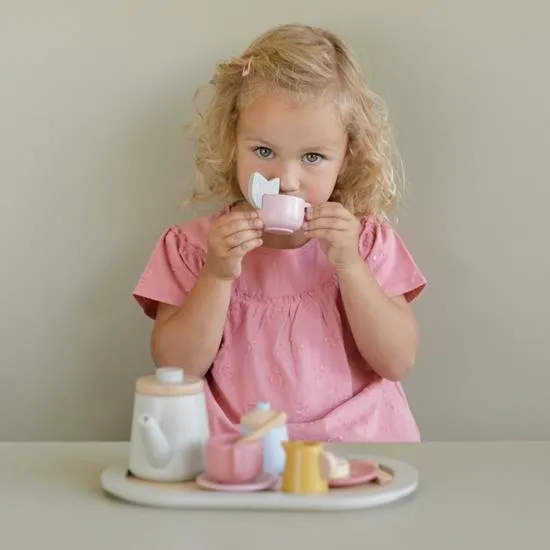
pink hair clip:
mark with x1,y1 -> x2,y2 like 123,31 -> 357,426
242,57 -> 252,76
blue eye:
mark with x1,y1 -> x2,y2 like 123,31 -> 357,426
303,153 -> 324,165
253,146 -> 273,159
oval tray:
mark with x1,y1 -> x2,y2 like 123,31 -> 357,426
100,453 -> 418,512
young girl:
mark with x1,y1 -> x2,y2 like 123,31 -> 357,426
133,24 -> 427,442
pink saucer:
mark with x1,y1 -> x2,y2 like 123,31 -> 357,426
328,460 -> 380,488
195,472 -> 278,492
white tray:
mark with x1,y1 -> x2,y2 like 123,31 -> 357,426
100,453 -> 419,512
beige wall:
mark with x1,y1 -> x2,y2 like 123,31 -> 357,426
1,1 -> 548,441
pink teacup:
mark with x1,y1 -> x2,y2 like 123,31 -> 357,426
204,434 -> 264,484
258,194 -> 310,235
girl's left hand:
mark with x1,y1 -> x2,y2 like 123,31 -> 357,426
303,202 -> 362,271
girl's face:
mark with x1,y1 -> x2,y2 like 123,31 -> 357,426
235,90 -> 348,207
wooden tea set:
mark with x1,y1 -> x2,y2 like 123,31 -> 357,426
100,367 -> 419,511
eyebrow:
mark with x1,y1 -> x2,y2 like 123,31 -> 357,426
243,136 -> 276,148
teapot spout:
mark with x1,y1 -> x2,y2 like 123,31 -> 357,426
137,413 -> 173,469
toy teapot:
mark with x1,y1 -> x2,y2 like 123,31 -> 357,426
128,367 -> 210,482
239,402 -> 288,475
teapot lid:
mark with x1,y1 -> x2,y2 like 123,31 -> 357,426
135,367 -> 203,396
240,402 -> 287,430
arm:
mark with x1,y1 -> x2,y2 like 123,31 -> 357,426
303,202 -> 422,381
337,261 -> 419,381
140,211 -> 263,377
148,210 -> 264,377
150,268 -> 232,377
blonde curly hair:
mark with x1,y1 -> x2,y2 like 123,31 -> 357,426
186,24 -> 403,219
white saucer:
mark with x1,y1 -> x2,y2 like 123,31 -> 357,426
196,472 -> 278,492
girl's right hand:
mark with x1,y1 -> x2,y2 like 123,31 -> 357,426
204,211 -> 264,280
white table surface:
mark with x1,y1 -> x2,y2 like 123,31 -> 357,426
1,441 -> 549,549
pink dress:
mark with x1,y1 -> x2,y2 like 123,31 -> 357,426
133,208 -> 427,442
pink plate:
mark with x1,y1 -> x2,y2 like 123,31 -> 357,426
195,472 -> 278,492
328,460 -> 380,488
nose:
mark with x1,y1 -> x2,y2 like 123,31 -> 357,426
278,169 -> 300,194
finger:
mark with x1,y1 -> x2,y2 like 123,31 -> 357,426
306,202 -> 350,221
217,216 -> 264,239
224,229 -> 263,251
228,235 -> 263,255
303,217 -> 350,232
222,210 -> 259,222
214,210 -> 259,231
303,228 -> 347,242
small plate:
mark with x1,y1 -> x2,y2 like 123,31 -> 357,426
196,472 -> 278,492
329,460 -> 380,488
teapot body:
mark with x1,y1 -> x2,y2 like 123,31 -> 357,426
128,368 -> 209,482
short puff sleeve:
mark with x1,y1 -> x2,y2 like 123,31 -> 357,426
132,225 -> 206,319
359,218 -> 426,302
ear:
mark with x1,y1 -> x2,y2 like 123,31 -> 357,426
339,143 -> 353,175
339,142 -> 353,175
